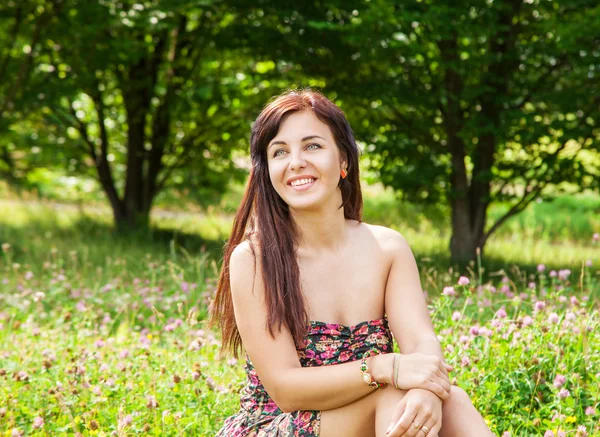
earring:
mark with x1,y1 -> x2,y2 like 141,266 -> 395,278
340,168 -> 347,179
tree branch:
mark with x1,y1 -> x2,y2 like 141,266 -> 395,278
483,132 -> 576,244
66,97 -> 98,161
153,129 -> 205,194
511,54 -> 570,111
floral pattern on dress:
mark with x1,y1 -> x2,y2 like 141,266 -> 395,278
215,317 -> 393,436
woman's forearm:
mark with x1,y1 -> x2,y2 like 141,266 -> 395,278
275,353 -> 394,413
411,334 -> 445,362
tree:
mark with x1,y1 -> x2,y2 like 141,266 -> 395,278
303,0 -> 600,262
18,0 -> 275,229
214,0 -> 600,262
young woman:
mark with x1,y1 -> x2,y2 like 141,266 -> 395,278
210,89 -> 495,437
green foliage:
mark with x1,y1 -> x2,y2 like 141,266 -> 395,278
0,203 -> 598,436
2,0 -> 599,255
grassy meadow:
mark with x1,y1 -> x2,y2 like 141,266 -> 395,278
0,184 -> 599,436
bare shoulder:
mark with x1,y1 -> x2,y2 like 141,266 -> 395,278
229,238 -> 263,297
360,222 -> 411,255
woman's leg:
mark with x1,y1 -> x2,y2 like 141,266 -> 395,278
320,384 -> 407,437
439,386 -> 496,437
319,385 -> 495,437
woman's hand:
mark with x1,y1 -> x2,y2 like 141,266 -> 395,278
385,388 -> 443,437
392,353 -> 453,401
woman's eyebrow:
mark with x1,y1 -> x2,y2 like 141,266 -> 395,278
268,135 -> 326,150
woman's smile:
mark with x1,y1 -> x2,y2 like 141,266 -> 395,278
289,178 -> 317,192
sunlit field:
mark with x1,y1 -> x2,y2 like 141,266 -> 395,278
0,196 -> 598,436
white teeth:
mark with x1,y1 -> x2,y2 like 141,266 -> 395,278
290,178 -> 315,187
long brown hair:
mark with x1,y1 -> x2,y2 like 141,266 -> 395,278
209,88 -> 364,358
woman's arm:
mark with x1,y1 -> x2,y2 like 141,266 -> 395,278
382,228 -> 449,376
229,241 -> 392,413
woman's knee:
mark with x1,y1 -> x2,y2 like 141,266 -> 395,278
445,385 -> 472,410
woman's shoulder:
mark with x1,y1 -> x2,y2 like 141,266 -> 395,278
229,238 -> 265,299
354,221 -> 408,249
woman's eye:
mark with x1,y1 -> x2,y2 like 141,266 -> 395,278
272,143 -> 321,157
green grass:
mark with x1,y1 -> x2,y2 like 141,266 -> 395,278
0,196 -> 599,436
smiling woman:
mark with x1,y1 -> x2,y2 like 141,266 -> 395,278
209,88 -> 494,437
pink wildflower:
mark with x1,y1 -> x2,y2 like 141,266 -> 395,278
457,276 -> 470,286
537,264 -> 545,272
553,374 -> 566,388
443,286 -> 456,297
496,307 -> 507,319
558,269 -> 571,280
558,388 -> 570,399
119,414 -> 133,429
32,417 -> 44,429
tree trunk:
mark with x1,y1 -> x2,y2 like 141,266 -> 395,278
449,194 -> 490,264
442,1 -> 520,264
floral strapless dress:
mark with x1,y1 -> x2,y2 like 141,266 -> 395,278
215,317 -> 393,436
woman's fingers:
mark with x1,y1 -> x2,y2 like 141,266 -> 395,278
438,361 -> 453,377
386,400 -> 406,436
436,367 -> 451,387
418,418 -> 439,437
435,376 -> 451,396
387,405 -> 418,437
421,381 -> 449,401
406,413 -> 433,437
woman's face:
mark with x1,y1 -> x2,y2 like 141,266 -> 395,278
266,110 -> 346,212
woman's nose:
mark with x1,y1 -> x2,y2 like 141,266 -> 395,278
288,150 -> 307,170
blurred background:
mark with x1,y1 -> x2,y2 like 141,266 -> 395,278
1,2 -> 600,435
1,0 -> 599,279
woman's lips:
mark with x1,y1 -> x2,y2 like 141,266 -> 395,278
289,179 -> 317,191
